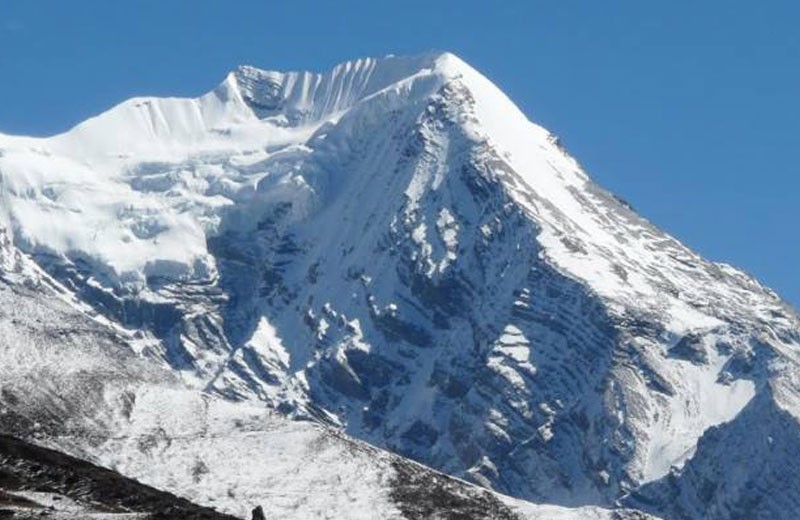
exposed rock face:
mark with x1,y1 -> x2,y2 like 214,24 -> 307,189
251,505 -> 266,520
0,52 -> 798,519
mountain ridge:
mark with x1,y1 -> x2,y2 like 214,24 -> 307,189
0,52 -> 798,519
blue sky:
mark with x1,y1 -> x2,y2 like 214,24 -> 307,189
1,1 -> 798,307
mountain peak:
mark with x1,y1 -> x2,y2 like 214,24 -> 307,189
1,51 -> 800,520
225,51 -> 472,123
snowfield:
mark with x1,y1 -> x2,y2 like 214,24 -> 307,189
0,52 -> 799,519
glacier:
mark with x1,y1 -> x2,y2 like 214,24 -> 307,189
0,51 -> 798,519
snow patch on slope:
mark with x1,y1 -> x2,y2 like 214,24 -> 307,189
640,345 -> 756,482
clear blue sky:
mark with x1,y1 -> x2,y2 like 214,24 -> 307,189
1,1 -> 798,307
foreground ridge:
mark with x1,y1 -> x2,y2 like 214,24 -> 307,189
0,433 -> 235,519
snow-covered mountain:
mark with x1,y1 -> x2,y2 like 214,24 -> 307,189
0,226 -> 632,520
0,51 -> 798,519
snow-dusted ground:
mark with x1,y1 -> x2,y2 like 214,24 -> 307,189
0,52 -> 799,519
98,389 -> 406,520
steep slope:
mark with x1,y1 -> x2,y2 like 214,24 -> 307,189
0,52 -> 798,519
0,433 -> 236,520
0,230 -> 635,519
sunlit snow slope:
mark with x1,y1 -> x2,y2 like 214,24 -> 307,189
1,52 -> 799,520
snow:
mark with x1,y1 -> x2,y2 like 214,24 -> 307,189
640,342 -> 756,482
96,388 -> 405,519
247,317 -> 291,368
487,324 -> 536,391
0,53 -> 463,292
496,324 -> 532,363
0,51 -> 797,520
506,498 -> 631,520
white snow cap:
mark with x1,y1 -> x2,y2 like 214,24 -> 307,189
0,52 -> 479,290
226,52 -> 477,125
